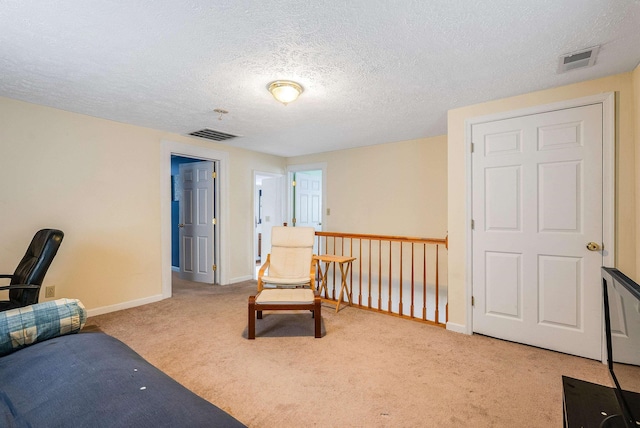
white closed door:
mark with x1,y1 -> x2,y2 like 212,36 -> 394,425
294,171 -> 322,231
178,161 -> 215,284
472,103 -> 604,360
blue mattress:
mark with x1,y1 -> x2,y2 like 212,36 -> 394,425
0,332 -> 245,427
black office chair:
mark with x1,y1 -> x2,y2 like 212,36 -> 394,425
0,229 -> 64,312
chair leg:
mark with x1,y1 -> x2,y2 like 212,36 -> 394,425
248,296 -> 256,340
314,295 -> 322,338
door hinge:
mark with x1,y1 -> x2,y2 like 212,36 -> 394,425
292,180 -> 296,187
211,172 -> 217,179
472,296 -> 475,306
471,143 -> 475,153
212,264 -> 217,271
212,218 -> 217,225
471,219 -> 475,230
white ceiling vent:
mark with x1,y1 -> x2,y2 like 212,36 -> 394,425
188,128 -> 238,142
557,46 -> 600,73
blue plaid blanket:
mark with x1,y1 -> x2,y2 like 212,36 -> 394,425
0,298 -> 86,356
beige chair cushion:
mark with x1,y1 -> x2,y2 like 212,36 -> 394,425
266,247 -> 313,280
255,288 -> 315,305
271,226 -> 315,247
263,226 -> 315,287
260,275 -> 311,286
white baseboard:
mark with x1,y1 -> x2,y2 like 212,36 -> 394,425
228,275 -> 253,284
446,321 -> 469,335
86,294 -> 165,318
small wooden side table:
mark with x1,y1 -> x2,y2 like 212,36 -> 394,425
313,254 -> 356,312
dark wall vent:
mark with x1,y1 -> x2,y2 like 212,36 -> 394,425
558,46 -> 599,73
189,128 -> 238,141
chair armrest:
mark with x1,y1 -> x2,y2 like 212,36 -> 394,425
257,254 -> 271,292
0,284 -> 40,291
310,258 -> 318,291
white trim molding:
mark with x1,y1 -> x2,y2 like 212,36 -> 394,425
446,322 -> 467,335
229,275 -> 253,284
87,294 -> 164,317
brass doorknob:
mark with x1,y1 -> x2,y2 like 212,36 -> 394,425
178,223 -> 185,228
586,242 -> 601,251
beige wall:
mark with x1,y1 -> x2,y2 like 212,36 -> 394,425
288,135 -> 448,238
0,96 -> 285,312
447,72 -> 638,329
4,68 -> 637,322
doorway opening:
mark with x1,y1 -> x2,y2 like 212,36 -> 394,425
171,156 -> 217,285
253,171 -> 284,279
161,140 -> 229,299
287,163 -> 326,257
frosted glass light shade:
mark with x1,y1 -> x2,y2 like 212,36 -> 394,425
268,80 -> 303,105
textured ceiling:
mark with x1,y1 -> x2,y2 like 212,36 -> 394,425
1,1 -> 639,157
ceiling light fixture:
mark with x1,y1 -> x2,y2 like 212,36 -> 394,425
268,80 -> 304,105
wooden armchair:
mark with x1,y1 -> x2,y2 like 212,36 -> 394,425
249,226 -> 321,339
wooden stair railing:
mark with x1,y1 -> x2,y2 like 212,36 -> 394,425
314,231 -> 448,326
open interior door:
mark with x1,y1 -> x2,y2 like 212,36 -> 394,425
178,161 -> 215,284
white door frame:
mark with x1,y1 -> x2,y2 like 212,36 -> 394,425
161,140 -> 230,298
463,93 -> 615,335
286,162 -> 327,227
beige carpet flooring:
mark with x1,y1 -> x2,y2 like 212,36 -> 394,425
88,274 -> 612,427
